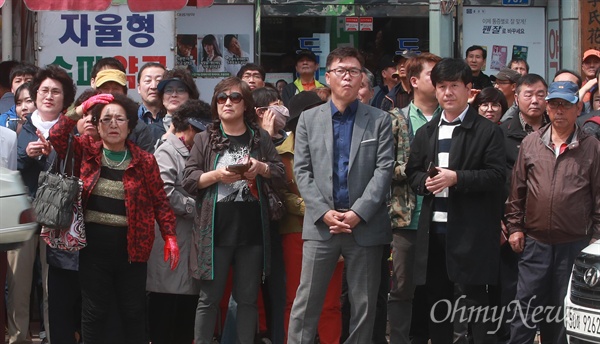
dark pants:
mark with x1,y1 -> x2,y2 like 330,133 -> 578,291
0,252 -> 6,341
488,243 -> 519,343
148,292 -> 197,344
388,230 -> 417,344
341,244 -> 389,344
415,233 -> 492,344
79,223 -> 148,344
509,236 -> 589,344
48,265 -> 81,344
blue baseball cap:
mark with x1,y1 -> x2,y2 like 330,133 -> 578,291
545,81 -> 579,104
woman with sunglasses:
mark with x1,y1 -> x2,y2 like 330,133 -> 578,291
48,93 -> 179,344
183,77 -> 285,344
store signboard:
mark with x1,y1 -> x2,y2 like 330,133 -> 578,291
345,17 -> 359,31
463,6 -> 545,76
176,5 -> 255,103
37,6 -> 174,102
360,17 -> 373,31
502,0 -> 530,6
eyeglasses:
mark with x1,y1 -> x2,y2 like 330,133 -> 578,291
38,88 -> 63,97
326,67 -> 362,78
164,87 -> 188,96
216,92 -> 244,104
547,100 -> 576,109
479,102 -> 501,111
99,116 -> 129,126
255,107 -> 268,116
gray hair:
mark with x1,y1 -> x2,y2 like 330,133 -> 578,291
362,68 -> 375,91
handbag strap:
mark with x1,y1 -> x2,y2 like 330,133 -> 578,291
58,134 -> 74,176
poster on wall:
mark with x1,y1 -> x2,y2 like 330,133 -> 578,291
37,6 -> 174,102
462,6 -> 545,76
198,34 -> 225,73
176,5 -> 254,103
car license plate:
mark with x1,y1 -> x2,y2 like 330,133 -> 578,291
566,307 -> 600,339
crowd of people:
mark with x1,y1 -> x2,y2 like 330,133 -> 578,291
0,43 -> 599,344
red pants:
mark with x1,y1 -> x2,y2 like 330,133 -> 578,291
282,233 -> 343,344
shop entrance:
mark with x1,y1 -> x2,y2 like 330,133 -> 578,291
259,15 -> 429,82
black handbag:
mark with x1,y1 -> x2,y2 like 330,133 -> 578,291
33,135 -> 80,230
263,179 -> 285,221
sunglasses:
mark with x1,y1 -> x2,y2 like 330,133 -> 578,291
216,92 -> 244,105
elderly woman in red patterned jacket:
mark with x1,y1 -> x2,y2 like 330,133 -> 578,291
48,93 -> 179,344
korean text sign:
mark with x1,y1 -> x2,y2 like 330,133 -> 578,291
37,6 -> 174,100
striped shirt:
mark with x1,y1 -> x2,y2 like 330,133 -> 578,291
85,153 -> 131,227
431,108 -> 468,233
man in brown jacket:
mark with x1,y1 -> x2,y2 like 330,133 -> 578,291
506,80 -> 600,344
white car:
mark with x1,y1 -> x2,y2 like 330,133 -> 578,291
0,167 -> 37,251
565,241 -> 600,344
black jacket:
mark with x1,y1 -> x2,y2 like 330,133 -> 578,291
583,115 -> 600,140
17,114 -> 54,197
406,105 -> 506,285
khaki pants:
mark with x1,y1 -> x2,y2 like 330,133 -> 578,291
6,236 -> 50,344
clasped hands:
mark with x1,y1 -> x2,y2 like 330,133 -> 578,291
324,210 -> 360,234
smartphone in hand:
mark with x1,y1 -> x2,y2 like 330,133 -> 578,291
427,161 -> 439,178
226,156 -> 251,174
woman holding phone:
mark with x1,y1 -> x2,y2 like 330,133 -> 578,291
183,77 -> 284,344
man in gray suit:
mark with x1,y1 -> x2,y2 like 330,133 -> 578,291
288,47 -> 394,343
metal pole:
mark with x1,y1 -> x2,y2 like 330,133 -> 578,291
2,0 -> 13,60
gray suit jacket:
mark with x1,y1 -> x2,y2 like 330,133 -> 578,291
294,101 -> 394,246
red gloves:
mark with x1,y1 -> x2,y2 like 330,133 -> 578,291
81,93 -> 114,114
164,235 -> 180,270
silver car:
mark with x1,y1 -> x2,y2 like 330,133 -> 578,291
0,167 -> 37,251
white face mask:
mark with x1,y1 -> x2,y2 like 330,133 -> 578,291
269,105 -> 289,132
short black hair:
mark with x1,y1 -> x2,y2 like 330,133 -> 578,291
237,63 -> 266,81
554,69 -> 583,88
252,87 -> 280,108
14,82 -> 32,104
172,99 -> 212,133
516,73 -> 547,94
430,58 -> 472,87
9,63 -> 39,85
508,58 -> 529,73
326,47 -> 364,70
31,65 -> 77,112
137,62 -> 165,83
177,34 -> 196,47
224,35 -> 238,49
473,87 -> 509,115
466,45 -> 487,60
90,93 -> 139,133
91,57 -> 125,79
0,60 -> 19,89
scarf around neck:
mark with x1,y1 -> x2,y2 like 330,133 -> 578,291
31,110 -> 59,138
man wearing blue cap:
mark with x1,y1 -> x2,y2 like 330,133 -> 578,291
506,81 -> 600,343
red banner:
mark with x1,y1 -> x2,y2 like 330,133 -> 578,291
21,0 -> 189,11
23,0 -> 112,11
127,0 -> 188,12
